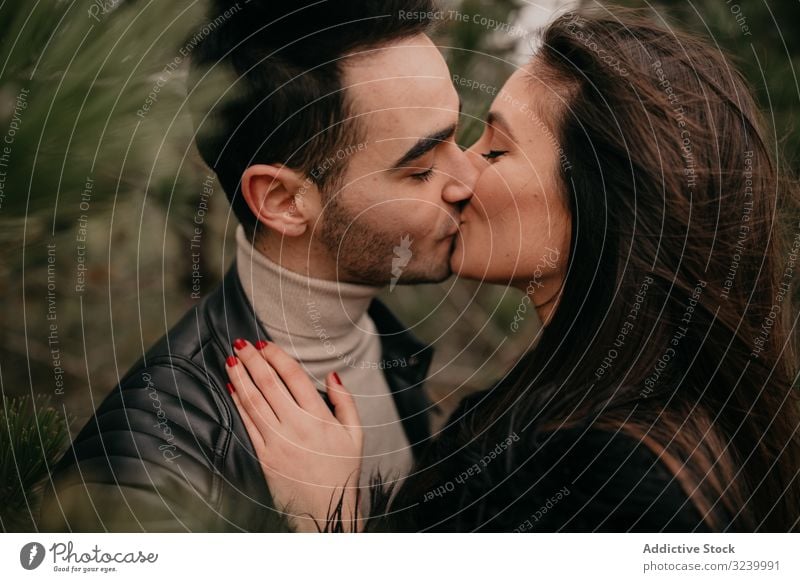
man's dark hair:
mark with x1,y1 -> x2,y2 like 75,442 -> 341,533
186,0 -> 435,240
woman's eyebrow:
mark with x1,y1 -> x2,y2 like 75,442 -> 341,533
486,110 -> 518,142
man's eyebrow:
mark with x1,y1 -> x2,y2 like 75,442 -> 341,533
486,110 -> 518,142
390,124 -> 457,170
390,101 -> 462,170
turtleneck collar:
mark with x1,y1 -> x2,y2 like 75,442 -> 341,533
235,224 -> 382,341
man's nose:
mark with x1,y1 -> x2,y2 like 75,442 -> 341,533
442,143 -> 477,205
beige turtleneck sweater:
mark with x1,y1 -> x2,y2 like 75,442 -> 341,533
235,225 -> 413,514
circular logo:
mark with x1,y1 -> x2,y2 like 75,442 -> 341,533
20,542 -> 46,570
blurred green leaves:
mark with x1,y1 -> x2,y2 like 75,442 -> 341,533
433,0 -> 524,146
0,0 -> 235,443
0,0 -> 207,245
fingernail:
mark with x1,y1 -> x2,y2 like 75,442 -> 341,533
333,372 -> 342,384
226,356 -> 238,367
226,382 -> 235,395
233,338 -> 247,350
254,340 -> 269,350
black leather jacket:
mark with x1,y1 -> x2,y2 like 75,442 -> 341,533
39,262 -> 433,532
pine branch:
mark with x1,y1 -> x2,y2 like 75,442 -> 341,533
0,394 -> 70,532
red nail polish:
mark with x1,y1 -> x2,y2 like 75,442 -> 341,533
333,372 -> 342,384
226,382 -> 235,394
233,338 -> 247,350
255,340 -> 268,350
226,356 -> 238,367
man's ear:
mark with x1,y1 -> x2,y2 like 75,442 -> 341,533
240,164 -> 318,237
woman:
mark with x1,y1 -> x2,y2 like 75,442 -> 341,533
225,9 -> 800,532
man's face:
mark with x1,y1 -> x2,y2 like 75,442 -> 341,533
315,34 -> 476,286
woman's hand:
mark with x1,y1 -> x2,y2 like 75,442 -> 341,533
225,338 -> 364,532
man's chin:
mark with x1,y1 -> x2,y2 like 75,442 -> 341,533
394,264 -> 453,286
392,252 -> 454,286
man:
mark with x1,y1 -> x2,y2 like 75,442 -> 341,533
40,0 -> 476,531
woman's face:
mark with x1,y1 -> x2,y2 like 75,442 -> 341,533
452,66 -> 571,309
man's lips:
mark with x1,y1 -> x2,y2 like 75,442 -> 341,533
441,214 -> 461,238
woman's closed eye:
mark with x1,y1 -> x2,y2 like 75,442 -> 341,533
481,150 -> 508,161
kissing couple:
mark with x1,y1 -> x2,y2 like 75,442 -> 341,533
43,0 -> 799,533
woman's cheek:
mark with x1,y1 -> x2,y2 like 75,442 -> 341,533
472,167 -> 515,221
